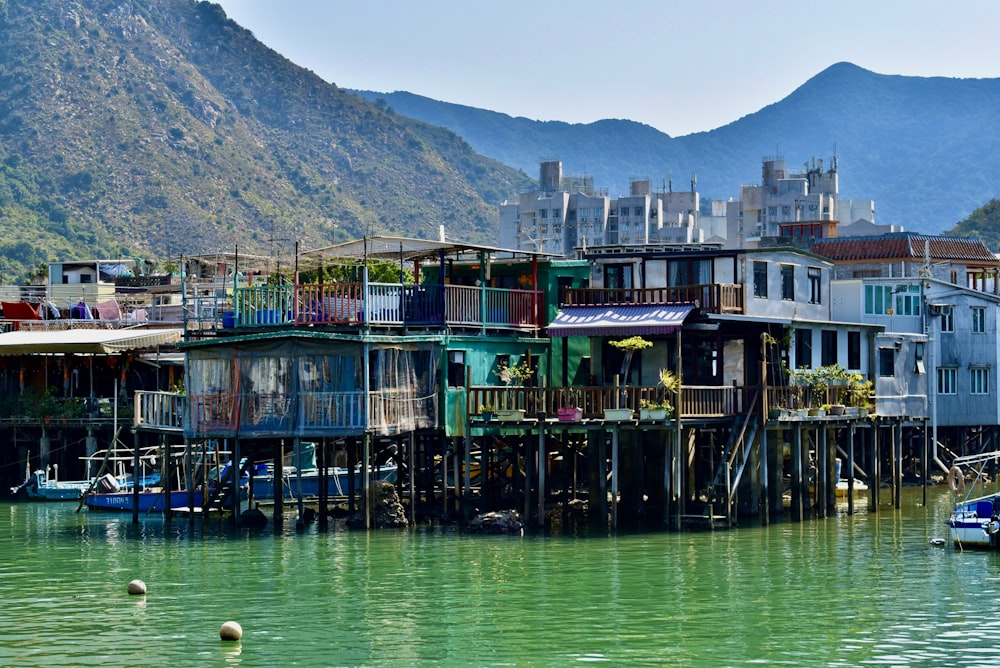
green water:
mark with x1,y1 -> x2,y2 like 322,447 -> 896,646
0,488 -> 994,667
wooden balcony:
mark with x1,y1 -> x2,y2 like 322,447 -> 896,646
561,284 -> 744,314
216,282 -> 541,332
467,385 -> 749,420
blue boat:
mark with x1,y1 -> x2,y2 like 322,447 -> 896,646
945,451 -> 1000,549
84,488 -> 205,512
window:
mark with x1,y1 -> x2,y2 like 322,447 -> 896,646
914,342 -> 925,374
808,268 -> 822,304
878,348 -> 895,377
821,330 -> 838,367
604,264 -> 633,290
540,209 -> 548,218
864,285 -> 893,315
795,329 -> 812,368
941,308 -> 954,333
753,261 -> 768,298
634,206 -> 644,218
972,307 -> 986,333
938,367 -> 957,395
447,351 -> 466,387
894,285 -> 921,316
552,208 -> 561,220
971,367 -> 990,395
780,265 -> 795,300
847,331 -> 861,370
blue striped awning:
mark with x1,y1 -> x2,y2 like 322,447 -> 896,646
547,304 -> 694,337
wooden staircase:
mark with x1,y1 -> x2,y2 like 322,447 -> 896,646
704,389 -> 761,526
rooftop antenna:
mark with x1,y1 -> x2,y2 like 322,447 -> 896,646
668,173 -> 673,193
691,173 -> 697,193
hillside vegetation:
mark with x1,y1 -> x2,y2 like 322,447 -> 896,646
0,0 -> 533,280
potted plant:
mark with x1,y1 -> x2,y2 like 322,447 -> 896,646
605,336 -> 652,420
557,388 -> 583,421
639,399 -> 671,420
493,358 -> 532,421
846,371 -> 874,418
478,403 -> 495,421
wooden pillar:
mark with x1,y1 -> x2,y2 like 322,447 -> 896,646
231,437 -> 241,528
759,426 -> 769,526
589,430 -> 608,530
537,424 -> 546,528
610,427 -> 619,530
162,434 -> 172,523
318,438 -> 329,533
408,432 -> 416,526
273,440 -> 284,531
184,437 -> 195,525
294,437 -> 304,525
363,433 -> 372,530
847,424 -> 856,515
523,433 -> 534,525
894,420 -> 903,510
463,433 -> 472,524
663,427 -> 672,528
870,424 -> 879,513
792,423 -> 804,521
131,430 -> 141,525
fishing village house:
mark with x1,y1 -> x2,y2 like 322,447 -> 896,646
814,233 -> 1000,474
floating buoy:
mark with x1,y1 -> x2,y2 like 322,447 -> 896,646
947,465 -> 966,494
930,538 -> 946,546
126,579 -> 147,595
220,621 -> 243,641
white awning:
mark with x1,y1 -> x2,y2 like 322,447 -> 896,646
0,328 -> 183,356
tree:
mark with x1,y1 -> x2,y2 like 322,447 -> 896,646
945,198 -> 1000,251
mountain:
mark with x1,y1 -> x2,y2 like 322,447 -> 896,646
354,63 -> 1000,240
0,0 -> 534,279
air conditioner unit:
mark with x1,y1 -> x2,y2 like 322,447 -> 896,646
928,304 -> 953,317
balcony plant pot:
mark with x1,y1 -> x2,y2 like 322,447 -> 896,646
557,407 -> 583,422
603,408 -> 633,421
497,409 -> 525,422
828,404 -> 846,416
640,408 -> 668,420
480,411 -> 494,422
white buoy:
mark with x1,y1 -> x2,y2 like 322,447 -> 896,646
127,579 -> 147,595
220,621 -> 243,641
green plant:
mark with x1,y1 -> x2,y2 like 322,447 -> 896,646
494,358 -> 532,386
478,403 -> 495,414
640,398 -> 671,411
846,372 -> 874,410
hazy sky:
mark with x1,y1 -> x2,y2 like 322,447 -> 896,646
213,0 -> 1000,137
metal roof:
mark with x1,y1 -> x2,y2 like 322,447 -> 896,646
0,327 -> 182,356
299,235 -> 558,266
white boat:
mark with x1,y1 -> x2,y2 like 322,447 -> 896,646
11,467 -> 92,501
835,478 -> 869,498
945,451 -> 1000,549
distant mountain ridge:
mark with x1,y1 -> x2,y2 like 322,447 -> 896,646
354,62 -> 1000,237
0,0 -> 533,279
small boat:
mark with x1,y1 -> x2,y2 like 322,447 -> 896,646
945,451 -> 1000,549
245,463 -> 399,500
11,467 -> 93,501
835,478 -> 869,498
84,486 -> 205,512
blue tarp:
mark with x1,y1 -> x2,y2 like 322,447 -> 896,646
547,304 -> 694,337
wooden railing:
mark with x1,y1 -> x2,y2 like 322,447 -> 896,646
561,284 -> 744,314
467,385 -> 748,420
134,391 -> 184,430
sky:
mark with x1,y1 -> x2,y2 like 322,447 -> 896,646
213,0 -> 1000,137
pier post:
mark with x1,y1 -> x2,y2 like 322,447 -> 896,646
870,424 -> 879,513
273,440 -> 284,531
537,422 -> 546,528
132,430 -> 140,525
792,423 -> 803,522
610,427 -> 619,530
847,424 -> 856,515
759,426 -> 769,526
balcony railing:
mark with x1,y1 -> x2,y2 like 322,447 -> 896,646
137,390 -> 438,436
561,284 -> 744,314
221,282 -> 541,332
467,385 -> 748,420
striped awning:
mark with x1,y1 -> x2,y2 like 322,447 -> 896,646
547,304 -> 694,337
0,327 -> 183,356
